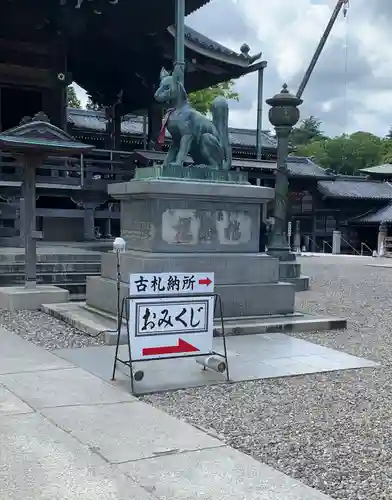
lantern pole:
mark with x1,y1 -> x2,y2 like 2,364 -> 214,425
266,84 -> 303,256
174,0 -> 185,87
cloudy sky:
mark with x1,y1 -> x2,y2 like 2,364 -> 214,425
74,0 -> 392,137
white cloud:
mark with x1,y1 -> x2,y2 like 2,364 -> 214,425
187,0 -> 392,137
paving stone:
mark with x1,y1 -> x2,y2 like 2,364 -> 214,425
0,412 -> 156,500
0,368 -> 136,409
0,326 -> 72,374
119,446 -> 332,500
0,385 -> 33,416
41,401 -> 224,463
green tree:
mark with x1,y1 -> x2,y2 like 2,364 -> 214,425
290,116 -> 326,146
188,80 -> 239,115
67,86 -> 81,108
86,97 -> 104,111
380,138 -> 392,163
295,131 -> 383,175
385,126 -> 392,140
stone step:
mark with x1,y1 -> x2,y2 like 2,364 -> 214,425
41,301 -> 347,346
0,251 -> 102,264
279,261 -> 301,278
86,276 -> 296,318
0,273 -> 100,285
0,262 -> 101,274
281,275 -> 310,292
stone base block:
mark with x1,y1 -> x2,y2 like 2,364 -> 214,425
109,179 -> 274,254
279,261 -> 301,279
41,302 -> 347,346
101,250 -> 280,284
282,276 -> 310,292
86,276 -> 295,318
0,285 -> 69,311
278,260 -> 310,291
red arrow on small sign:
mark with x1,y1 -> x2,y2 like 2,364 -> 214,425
198,277 -> 212,286
142,338 -> 200,357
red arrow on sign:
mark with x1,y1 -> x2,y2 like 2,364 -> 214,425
198,277 -> 212,286
142,338 -> 200,357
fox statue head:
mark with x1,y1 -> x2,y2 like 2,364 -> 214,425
154,67 -> 187,105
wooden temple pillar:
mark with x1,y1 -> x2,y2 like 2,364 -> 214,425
310,185 -> 317,252
105,102 -> 122,151
44,32 -> 68,130
147,83 -> 163,150
83,201 -> 98,241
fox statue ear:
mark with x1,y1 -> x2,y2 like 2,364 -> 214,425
160,67 -> 170,80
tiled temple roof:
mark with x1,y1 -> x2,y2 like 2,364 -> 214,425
352,204 -> 392,223
360,164 -> 392,176
167,25 -> 263,68
286,157 -> 332,179
67,108 -> 277,149
318,178 -> 392,200
184,25 -> 241,58
130,150 -> 334,179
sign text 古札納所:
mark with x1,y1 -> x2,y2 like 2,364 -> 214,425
130,272 -> 214,296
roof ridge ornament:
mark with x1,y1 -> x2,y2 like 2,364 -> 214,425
240,43 -> 262,64
19,112 -> 50,125
32,112 -> 50,123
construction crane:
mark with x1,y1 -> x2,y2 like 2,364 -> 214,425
296,0 -> 349,99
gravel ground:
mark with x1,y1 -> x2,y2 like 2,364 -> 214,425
0,309 -> 105,349
3,256 -> 392,499
141,256 -> 392,500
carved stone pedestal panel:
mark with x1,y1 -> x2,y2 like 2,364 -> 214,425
86,179 -> 296,319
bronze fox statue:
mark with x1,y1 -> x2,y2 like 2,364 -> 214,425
154,67 -> 232,170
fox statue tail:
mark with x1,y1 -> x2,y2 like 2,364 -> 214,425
211,96 -> 232,170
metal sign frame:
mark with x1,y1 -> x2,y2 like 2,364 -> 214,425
111,292 -> 230,394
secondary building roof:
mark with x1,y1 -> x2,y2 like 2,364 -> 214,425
351,204 -> 392,224
287,157 -> 332,179
67,108 -> 277,150
318,178 -> 392,200
129,150 -> 333,179
360,164 -> 392,176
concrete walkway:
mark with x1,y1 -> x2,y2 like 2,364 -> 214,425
0,325 -> 332,500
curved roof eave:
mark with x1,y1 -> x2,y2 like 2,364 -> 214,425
167,25 -> 264,70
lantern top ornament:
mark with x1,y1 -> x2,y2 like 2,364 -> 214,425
266,83 -> 303,107
266,84 -> 303,129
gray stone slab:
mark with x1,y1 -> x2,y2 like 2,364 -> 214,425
109,179 -> 275,202
0,385 -> 33,415
53,332 -> 378,395
0,326 -> 73,374
110,180 -> 274,254
42,301 -> 347,346
41,401 -> 224,463
101,250 -> 280,285
0,412 -> 155,500
86,276 -> 295,318
118,446 -> 333,500
0,285 -> 69,311
0,367 -> 136,409
55,345 -> 227,394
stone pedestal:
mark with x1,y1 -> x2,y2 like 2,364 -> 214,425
86,179 -> 297,319
332,230 -> 341,254
0,285 -> 69,311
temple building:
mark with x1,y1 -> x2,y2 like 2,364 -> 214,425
0,0 -> 266,243
0,0 -> 390,255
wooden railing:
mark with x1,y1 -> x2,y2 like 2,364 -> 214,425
0,149 -> 136,190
